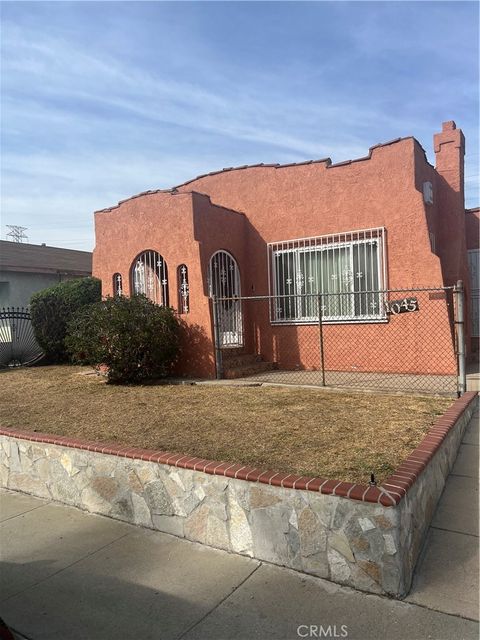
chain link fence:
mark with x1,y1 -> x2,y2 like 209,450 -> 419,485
212,285 -> 465,396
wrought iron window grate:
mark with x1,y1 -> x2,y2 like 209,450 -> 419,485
130,250 -> 169,306
177,264 -> 190,313
267,227 -> 387,324
113,273 -> 123,297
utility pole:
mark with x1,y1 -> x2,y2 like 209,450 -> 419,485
454,280 -> 466,396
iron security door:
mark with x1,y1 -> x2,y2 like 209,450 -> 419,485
209,251 -> 243,347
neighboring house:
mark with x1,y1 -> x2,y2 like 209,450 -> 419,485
0,241 -> 92,308
93,121 -> 475,378
466,207 -> 479,358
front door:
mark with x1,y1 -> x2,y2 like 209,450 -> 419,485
208,250 -> 243,347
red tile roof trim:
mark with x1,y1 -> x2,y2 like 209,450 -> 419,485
0,392 -> 476,507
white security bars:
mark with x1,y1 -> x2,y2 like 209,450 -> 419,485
208,250 -> 243,347
131,250 -> 169,306
113,273 -> 123,297
177,264 -> 190,314
268,227 -> 387,323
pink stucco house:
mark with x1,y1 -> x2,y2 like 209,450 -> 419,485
92,122 -> 475,382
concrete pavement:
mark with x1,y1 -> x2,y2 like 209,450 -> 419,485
1,486 -> 478,640
466,365 -> 480,393
405,407 -> 479,620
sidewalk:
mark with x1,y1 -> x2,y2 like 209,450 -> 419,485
466,366 -> 480,393
1,484 -> 478,640
406,406 -> 479,619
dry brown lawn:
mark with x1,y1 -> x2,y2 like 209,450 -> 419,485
0,365 -> 452,484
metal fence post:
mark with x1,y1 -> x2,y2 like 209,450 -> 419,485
454,280 -> 466,396
318,294 -> 326,386
211,296 -> 223,380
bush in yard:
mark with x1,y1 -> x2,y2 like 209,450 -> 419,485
66,295 -> 181,384
30,277 -> 101,363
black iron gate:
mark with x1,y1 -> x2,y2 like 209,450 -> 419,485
0,308 -> 44,368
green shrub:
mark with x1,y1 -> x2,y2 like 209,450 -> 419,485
30,277 -> 101,363
66,295 -> 181,384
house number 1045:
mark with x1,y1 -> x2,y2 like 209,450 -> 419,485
386,297 -> 419,315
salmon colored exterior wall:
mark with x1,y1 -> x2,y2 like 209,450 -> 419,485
93,123 -> 471,379
94,192 -> 209,377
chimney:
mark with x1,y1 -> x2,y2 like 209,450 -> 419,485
432,121 -> 469,315
433,121 -> 465,196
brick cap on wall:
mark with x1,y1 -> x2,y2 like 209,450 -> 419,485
1,392 -> 476,508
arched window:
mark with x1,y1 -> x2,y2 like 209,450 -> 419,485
130,250 -> 169,305
113,273 -> 123,297
177,264 -> 190,313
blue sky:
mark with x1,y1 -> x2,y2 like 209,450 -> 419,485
1,1 -> 478,250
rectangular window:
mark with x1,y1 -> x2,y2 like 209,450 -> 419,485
268,228 -> 386,323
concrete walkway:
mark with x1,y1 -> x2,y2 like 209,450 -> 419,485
467,366 -> 480,393
1,488 -> 478,640
196,371 -> 457,396
406,406 -> 479,620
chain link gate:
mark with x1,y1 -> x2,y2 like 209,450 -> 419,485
212,283 -> 466,396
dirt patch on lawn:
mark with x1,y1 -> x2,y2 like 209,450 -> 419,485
0,365 -> 452,484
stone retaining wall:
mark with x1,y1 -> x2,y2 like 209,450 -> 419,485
1,392 -> 476,597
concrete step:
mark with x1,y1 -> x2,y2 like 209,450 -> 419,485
222,353 -> 263,368
223,361 -> 277,379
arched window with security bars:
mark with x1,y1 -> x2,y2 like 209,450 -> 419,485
113,273 -> 123,297
177,264 -> 190,313
130,250 -> 169,306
